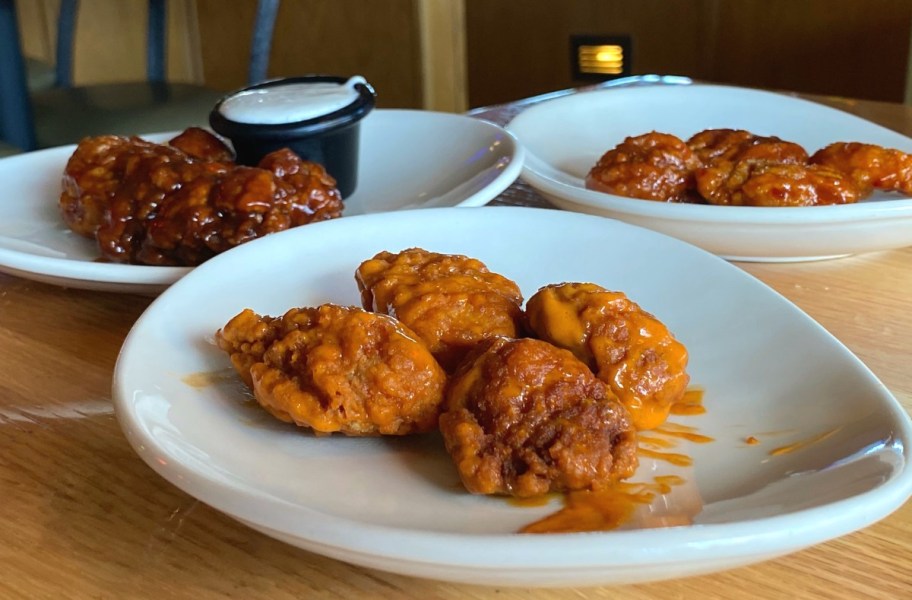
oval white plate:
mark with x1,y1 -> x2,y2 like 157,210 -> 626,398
506,84 -> 912,262
0,109 -> 522,293
113,206 -> 912,587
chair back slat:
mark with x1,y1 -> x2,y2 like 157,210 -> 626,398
54,0 -> 78,87
249,0 -> 280,85
0,0 -> 279,151
0,0 -> 36,150
147,0 -> 166,82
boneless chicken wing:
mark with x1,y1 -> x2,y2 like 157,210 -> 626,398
687,129 -> 808,167
687,130 -> 847,207
585,132 -> 701,202
355,248 -> 524,371
686,129 -> 757,165
810,142 -> 912,195
696,161 -> 863,207
167,127 -> 235,162
60,135 -> 176,237
216,305 -> 446,436
104,148 -> 341,265
60,130 -> 342,265
525,283 -> 689,430
439,337 -> 638,497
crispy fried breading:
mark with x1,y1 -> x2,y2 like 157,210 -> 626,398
696,161 -> 863,206
585,132 -> 701,202
216,305 -> 446,436
356,248 -> 524,371
811,142 -> 912,195
526,282 -> 689,430
440,337 -> 638,497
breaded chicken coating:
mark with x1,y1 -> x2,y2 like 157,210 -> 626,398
216,305 -> 446,436
687,128 -> 808,167
525,283 -> 689,430
440,337 -> 638,497
167,127 -> 235,162
585,132 -> 701,202
696,161 -> 863,206
810,142 -> 912,195
60,130 -> 342,265
356,248 -> 524,371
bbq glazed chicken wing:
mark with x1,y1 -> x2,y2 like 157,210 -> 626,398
355,248 -> 524,371
686,128 -> 757,165
686,129 -> 808,167
167,127 -> 235,162
585,132 -> 701,202
216,305 -> 446,436
525,283 -> 689,431
689,129 -> 827,206
60,134 -> 179,237
105,148 -> 341,265
60,131 -> 342,265
810,142 -> 912,195
696,161 -> 863,207
439,337 -> 638,497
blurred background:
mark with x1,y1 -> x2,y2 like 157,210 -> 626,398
12,0 -> 912,114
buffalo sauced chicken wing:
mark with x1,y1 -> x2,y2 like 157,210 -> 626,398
216,305 -> 446,436
526,283 -> 689,431
440,337 -> 638,497
355,248 -> 524,371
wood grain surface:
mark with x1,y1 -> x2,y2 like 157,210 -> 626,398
0,83 -> 910,598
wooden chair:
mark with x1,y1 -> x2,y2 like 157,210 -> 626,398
0,0 -> 280,152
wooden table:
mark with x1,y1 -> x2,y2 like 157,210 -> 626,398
2,80 -> 910,598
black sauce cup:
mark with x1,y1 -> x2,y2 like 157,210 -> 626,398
209,75 -> 376,198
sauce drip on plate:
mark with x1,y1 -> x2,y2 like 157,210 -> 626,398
515,389 -> 712,534
670,388 -> 706,416
519,483 -> 655,534
769,427 -> 842,456
182,368 -> 238,388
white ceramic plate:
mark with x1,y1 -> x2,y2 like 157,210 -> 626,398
113,206 -> 912,587
0,109 -> 522,293
506,84 -> 912,262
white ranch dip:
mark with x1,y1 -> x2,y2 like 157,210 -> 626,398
219,76 -> 367,125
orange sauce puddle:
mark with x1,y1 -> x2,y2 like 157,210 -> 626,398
637,435 -> 677,449
514,386 -> 709,534
518,476 -> 696,534
638,447 -> 693,467
520,482 -> 657,534
654,422 -> 715,444
745,435 -> 760,446
769,427 -> 842,456
669,388 -> 706,416
182,368 -> 237,388
654,474 -> 686,489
